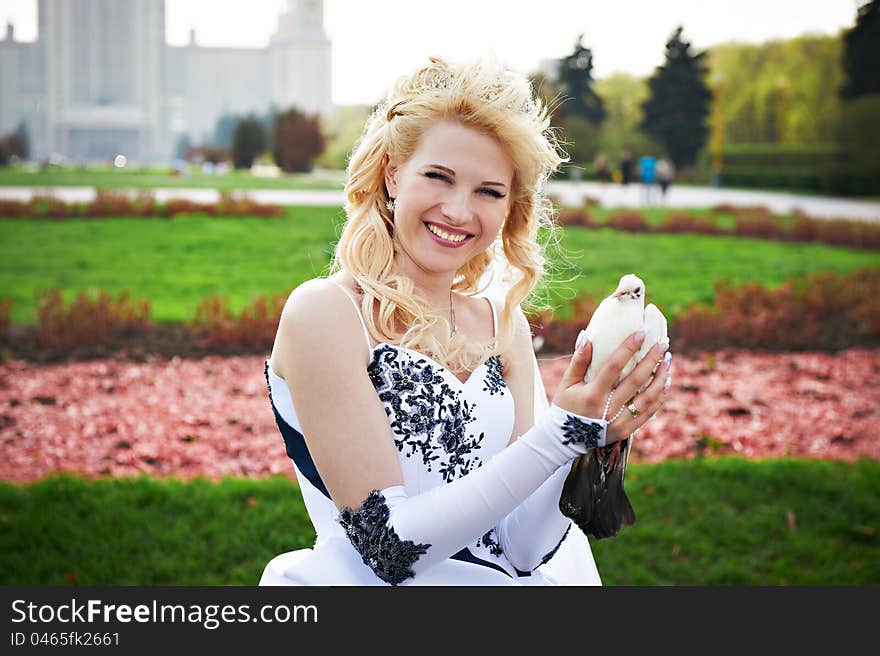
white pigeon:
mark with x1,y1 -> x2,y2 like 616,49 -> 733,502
560,273 -> 670,540
582,273 -> 669,387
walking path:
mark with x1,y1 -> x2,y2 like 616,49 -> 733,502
2,181 -> 879,222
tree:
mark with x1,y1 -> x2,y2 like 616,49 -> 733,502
556,35 -> 606,125
272,107 -> 325,173
640,26 -> 712,167
232,116 -> 267,169
840,0 -> 880,100
212,113 -> 239,149
316,104 -> 371,170
14,121 -> 29,160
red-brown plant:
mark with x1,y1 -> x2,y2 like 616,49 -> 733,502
608,211 -> 651,233
660,212 -> 723,235
0,297 -> 11,341
187,291 -> 290,349
36,288 -> 152,349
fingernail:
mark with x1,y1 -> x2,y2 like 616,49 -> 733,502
575,330 -> 588,353
663,352 -> 672,368
633,330 -> 646,346
664,375 -> 672,390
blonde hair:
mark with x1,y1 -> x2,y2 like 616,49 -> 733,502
328,56 -> 566,375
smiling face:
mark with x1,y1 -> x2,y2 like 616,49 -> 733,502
384,120 -> 514,283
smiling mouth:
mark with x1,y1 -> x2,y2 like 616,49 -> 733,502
423,222 -> 475,244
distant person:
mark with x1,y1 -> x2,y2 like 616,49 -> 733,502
619,150 -> 633,185
594,153 -> 611,183
656,154 -> 675,201
638,154 -> 657,204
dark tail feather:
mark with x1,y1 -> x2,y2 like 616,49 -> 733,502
559,437 -> 637,540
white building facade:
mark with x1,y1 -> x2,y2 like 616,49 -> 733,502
0,0 -> 332,164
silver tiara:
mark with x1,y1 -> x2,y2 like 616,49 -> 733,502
425,71 -> 535,115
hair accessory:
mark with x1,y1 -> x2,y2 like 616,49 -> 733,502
429,71 -> 450,90
386,198 -> 396,213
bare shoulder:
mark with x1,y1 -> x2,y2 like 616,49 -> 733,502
499,304 -> 534,373
270,276 -> 368,380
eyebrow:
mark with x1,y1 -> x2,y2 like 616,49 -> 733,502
428,164 -> 508,188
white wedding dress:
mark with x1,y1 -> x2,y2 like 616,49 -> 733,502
260,266 -> 602,586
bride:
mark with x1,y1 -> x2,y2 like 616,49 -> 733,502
260,56 -> 671,585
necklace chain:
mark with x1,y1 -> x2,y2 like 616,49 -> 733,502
449,288 -> 456,337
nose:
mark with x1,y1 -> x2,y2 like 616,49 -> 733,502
440,188 -> 474,225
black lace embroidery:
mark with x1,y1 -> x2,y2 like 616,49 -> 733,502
338,489 -> 431,585
476,528 -> 505,557
538,525 -> 571,567
482,356 -> 507,396
368,345 -> 486,483
263,360 -> 274,405
560,414 -> 604,449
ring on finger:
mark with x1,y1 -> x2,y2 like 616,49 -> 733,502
607,394 -> 636,424
627,402 -> 640,418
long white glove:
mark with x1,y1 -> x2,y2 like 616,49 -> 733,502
496,463 -> 573,572
337,403 -> 607,585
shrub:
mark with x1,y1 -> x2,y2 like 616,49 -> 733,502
661,212 -> 722,235
731,207 -> 786,240
215,192 -> 283,218
85,190 -> 136,218
187,291 -> 290,349
36,289 -> 152,349
555,208 -> 594,228
162,199 -> 216,217
529,295 -> 601,354
0,297 -> 11,341
674,268 -> 880,350
608,211 -> 651,232
0,199 -> 30,218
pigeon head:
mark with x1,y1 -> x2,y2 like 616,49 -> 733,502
611,274 -> 645,303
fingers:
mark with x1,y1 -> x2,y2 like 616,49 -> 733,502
607,350 -> 672,439
592,330 -> 646,393
616,340 -> 670,404
559,329 -> 592,390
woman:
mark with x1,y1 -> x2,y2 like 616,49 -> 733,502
260,57 -> 672,586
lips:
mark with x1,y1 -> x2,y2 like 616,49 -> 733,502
423,221 -> 475,247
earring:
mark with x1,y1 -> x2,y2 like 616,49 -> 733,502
386,198 -> 396,213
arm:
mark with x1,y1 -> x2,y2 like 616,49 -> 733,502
495,307 -> 574,572
278,280 -> 607,585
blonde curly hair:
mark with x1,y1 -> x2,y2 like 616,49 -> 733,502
328,56 -> 566,375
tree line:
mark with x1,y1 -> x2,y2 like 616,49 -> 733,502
182,1 -> 879,194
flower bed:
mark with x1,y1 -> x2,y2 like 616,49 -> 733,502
0,347 -> 876,483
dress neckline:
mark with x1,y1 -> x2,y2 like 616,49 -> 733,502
370,341 -> 498,387
266,341 -> 498,389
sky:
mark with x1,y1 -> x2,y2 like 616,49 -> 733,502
0,0 -> 861,106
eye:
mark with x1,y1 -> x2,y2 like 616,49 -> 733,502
479,187 -> 505,199
425,171 -> 452,183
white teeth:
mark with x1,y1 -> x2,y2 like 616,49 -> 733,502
427,223 -> 468,243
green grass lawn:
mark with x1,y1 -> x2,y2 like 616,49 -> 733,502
1,207 -> 878,324
0,165 -> 346,191
1,458 -> 876,585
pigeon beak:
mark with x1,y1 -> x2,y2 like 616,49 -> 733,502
612,289 -> 628,298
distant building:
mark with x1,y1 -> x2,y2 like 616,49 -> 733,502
0,0 -> 333,164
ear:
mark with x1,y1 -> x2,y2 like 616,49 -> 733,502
383,156 -> 399,198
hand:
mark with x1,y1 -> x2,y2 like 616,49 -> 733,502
551,331 -> 671,445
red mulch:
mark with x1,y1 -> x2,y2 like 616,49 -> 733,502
1,348 -> 878,483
